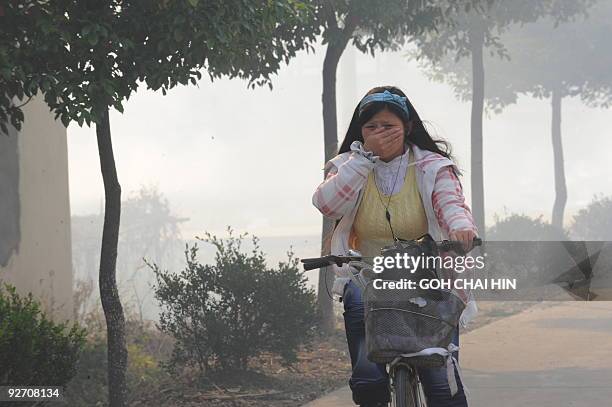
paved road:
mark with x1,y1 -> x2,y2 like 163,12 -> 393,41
304,300 -> 612,407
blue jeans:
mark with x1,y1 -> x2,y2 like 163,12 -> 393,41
342,280 -> 468,406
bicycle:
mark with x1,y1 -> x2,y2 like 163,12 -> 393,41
301,234 -> 482,407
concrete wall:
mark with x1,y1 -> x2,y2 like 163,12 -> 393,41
0,95 -> 73,322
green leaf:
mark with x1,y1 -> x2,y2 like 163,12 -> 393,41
60,113 -> 70,128
41,79 -> 50,92
173,29 -> 182,42
101,80 -> 114,95
88,33 -> 98,46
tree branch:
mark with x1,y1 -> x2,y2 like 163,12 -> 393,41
12,96 -> 33,109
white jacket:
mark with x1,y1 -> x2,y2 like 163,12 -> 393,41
312,140 -> 479,328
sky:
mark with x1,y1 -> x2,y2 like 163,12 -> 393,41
66,42 -> 612,243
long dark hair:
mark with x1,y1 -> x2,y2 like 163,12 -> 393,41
337,85 -> 453,161
322,86 -> 455,258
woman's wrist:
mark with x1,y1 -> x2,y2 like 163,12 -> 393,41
350,140 -> 379,164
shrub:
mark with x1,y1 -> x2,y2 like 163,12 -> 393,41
483,213 -> 571,286
486,213 -> 567,241
63,336 -> 108,406
64,333 -> 167,407
0,284 -> 86,386
570,194 -> 612,240
64,288 -> 174,406
148,228 -> 317,373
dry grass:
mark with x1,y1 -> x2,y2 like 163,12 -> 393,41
129,329 -> 351,407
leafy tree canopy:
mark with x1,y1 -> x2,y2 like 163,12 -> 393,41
0,0 -> 318,133
408,0 -> 602,113
315,0 -> 495,55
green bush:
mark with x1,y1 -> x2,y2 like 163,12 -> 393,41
486,213 -> 567,241
485,213 -> 569,286
63,336 -> 108,406
148,228 -> 317,373
63,325 -> 168,407
0,283 -> 86,386
570,194 -> 612,240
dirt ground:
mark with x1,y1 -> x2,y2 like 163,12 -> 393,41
129,327 -> 352,407
128,299 -> 546,407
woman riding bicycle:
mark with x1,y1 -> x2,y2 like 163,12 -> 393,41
312,86 -> 479,407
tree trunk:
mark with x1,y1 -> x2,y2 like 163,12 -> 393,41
469,26 -> 486,238
551,88 -> 567,231
339,44 -> 357,131
318,28 -> 353,334
96,107 -> 127,407
0,122 -> 20,267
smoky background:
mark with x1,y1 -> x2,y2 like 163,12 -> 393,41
66,0 -> 612,321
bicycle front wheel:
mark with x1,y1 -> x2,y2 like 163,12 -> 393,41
394,365 -> 418,407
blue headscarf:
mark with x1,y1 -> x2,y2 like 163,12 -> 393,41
358,90 -> 410,119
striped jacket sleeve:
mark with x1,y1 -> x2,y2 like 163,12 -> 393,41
432,166 -> 479,315
312,151 -> 376,220
432,166 -> 478,236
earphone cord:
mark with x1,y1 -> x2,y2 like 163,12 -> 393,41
324,146 -> 407,301
373,145 -> 406,241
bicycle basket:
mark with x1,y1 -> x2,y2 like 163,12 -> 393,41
363,235 -> 465,364
364,283 -> 464,364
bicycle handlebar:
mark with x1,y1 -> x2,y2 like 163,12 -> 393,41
300,237 -> 482,271
301,255 -> 362,271
438,237 -> 482,253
